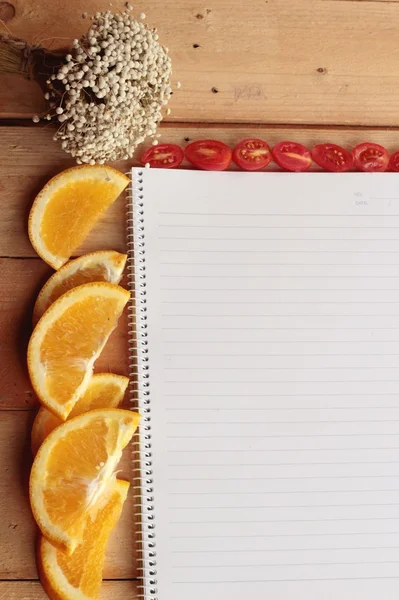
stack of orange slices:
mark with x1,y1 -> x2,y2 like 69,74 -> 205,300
26,165 -> 138,600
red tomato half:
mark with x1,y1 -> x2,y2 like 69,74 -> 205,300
141,144 -> 184,168
185,140 -> 232,171
233,138 -> 272,171
312,143 -> 353,172
389,150 -> 399,172
272,142 -> 312,172
352,142 -> 389,172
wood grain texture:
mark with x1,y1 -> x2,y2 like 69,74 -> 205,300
0,411 -> 138,579
0,258 -> 129,410
0,580 -> 139,599
3,0 -> 399,125
0,157 -> 128,259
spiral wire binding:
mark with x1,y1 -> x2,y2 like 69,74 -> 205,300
126,168 -> 158,599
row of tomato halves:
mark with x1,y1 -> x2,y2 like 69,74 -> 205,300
141,139 -> 399,172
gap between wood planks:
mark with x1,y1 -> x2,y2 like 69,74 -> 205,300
0,580 -> 140,598
1,119 -> 399,131
332,0 -> 399,3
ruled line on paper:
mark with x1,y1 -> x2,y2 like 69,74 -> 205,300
163,395 -> 399,399
160,287 -> 399,293
161,300 -> 399,304
159,225 -> 399,229
159,260 -> 399,268
164,367 -> 399,371
164,381 -> 399,385
171,531 -> 399,539
173,562 -> 399,568
162,340 -> 399,344
159,249 -> 399,253
167,461 -> 399,467
160,275 -> 399,278
165,420 -> 399,425
158,212 -> 399,217
169,503 -> 399,509
170,518 -> 399,524
163,353 -> 399,357
162,314 -> 399,320
162,315 -> 399,319
166,433 -> 399,438
169,490 -> 399,495
165,392 -> 399,398
170,547 -> 399,554
171,577 -> 399,583
160,293 -> 399,296
165,392 -> 399,404
159,238 -> 399,242
161,327 -> 399,330
165,406 -> 399,410
166,447 -> 399,452
165,410 -> 399,414
168,476 -> 399,481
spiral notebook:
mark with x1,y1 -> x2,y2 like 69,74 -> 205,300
128,167 -> 399,600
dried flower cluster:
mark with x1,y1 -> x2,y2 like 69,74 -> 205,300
40,10 -> 172,164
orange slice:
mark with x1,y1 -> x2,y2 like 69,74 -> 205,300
28,165 -> 129,269
28,282 -> 130,420
30,408 -> 139,554
31,373 -> 129,456
33,251 -> 128,325
38,479 -> 129,600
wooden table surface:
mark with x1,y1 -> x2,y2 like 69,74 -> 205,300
1,0 -> 399,598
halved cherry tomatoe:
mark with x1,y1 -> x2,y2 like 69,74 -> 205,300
352,142 -> 389,172
232,139 -> 272,171
141,144 -> 184,168
388,150 -> 399,172
185,140 -> 232,171
272,141 -> 312,172
312,143 -> 353,173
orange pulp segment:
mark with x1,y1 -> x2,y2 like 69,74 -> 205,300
31,373 -> 129,455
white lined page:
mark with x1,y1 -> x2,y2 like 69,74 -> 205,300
133,168 -> 399,600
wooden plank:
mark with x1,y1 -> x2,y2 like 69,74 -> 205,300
0,580 -> 139,599
0,76 -> 46,120
3,0 -> 399,125
0,258 -> 129,410
0,167 -> 128,259
4,123 -> 399,259
0,258 -> 48,409
0,411 -> 138,579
